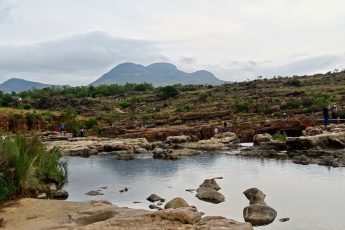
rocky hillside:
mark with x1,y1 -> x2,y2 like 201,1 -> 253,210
1,70 -> 345,141
92,62 -> 224,86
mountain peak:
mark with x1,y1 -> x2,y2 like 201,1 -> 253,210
0,78 -> 51,93
147,63 -> 178,72
92,62 -> 224,86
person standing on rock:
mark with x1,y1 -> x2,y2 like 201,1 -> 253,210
323,106 -> 329,127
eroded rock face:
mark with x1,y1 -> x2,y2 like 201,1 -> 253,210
164,197 -> 189,209
199,179 -> 221,191
43,135 -> 151,157
196,187 -> 225,204
183,132 -> 239,151
243,188 -> 276,226
287,132 -> 345,150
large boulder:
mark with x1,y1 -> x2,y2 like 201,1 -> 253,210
164,197 -> 189,209
199,179 -> 221,191
196,187 -> 225,204
243,204 -> 277,226
253,133 -> 273,146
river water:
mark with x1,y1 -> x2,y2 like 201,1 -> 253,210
63,153 -> 345,230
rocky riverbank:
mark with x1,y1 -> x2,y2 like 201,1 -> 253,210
237,124 -> 345,167
0,198 -> 253,230
41,124 -> 345,167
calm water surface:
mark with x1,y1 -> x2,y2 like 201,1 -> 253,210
63,153 -> 345,230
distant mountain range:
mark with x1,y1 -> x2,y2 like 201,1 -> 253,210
92,62 -> 224,86
0,63 -> 224,93
0,78 -> 52,93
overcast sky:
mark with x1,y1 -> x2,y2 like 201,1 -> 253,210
0,0 -> 345,85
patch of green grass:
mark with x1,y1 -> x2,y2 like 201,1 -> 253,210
272,131 -> 287,142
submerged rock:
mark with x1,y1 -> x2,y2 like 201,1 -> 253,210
196,187 -> 225,204
85,191 -> 104,196
164,197 -> 189,209
147,194 -> 165,203
279,217 -> 290,222
149,204 -> 162,210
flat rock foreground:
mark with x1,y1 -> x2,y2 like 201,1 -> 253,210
0,199 -> 252,230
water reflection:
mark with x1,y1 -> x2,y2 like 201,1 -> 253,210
63,153 -> 345,230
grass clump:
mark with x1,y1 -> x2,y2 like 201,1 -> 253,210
0,135 -> 67,202
272,131 -> 287,142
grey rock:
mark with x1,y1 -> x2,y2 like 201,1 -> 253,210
243,204 -> 277,226
199,179 -> 221,191
164,197 -> 189,209
279,217 -> 290,222
196,187 -> 225,204
243,188 -> 266,205
85,191 -> 104,196
147,194 -> 165,203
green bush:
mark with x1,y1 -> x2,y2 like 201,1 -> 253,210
84,118 -> 98,129
157,86 -> 179,99
176,103 -> 191,112
231,99 -> 253,113
0,135 -> 67,199
272,131 -> 287,141
286,78 -> 301,87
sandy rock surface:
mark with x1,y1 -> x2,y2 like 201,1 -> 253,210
0,199 -> 253,230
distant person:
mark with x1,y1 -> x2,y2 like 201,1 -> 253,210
80,128 -> 84,137
331,103 -> 338,120
214,127 -> 219,135
323,106 -> 329,127
60,123 -> 65,133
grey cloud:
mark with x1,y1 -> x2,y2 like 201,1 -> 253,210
0,31 -> 163,84
206,54 -> 345,81
180,57 -> 196,65
0,0 -> 11,22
